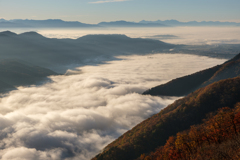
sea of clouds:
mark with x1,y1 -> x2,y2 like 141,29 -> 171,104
38,27 -> 240,45
0,53 -> 226,160
1,27 -> 240,45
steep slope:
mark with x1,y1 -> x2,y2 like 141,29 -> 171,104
201,53 -> 240,87
143,65 -> 221,96
143,53 -> 240,96
142,105 -> 240,160
92,77 -> 240,160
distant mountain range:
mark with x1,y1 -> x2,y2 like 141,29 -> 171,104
92,53 -> 240,160
0,19 -> 239,28
140,19 -> 240,26
98,20 -> 167,27
0,19 -> 97,28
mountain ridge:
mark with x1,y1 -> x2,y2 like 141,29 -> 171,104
139,19 -> 240,26
0,19 -> 97,28
0,19 -> 240,28
98,20 -> 167,27
143,53 -> 240,96
0,31 -> 175,73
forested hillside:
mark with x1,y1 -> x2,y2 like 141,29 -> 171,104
92,77 -> 240,160
140,105 -> 240,160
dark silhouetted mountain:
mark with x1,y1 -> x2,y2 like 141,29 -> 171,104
19,31 -> 46,39
143,53 -> 240,96
0,31 -> 175,73
139,19 -> 240,26
98,20 -> 166,27
201,54 -> 240,87
0,80 -> 16,93
0,31 -> 18,37
92,77 -> 240,160
0,60 -> 58,93
77,34 -> 173,53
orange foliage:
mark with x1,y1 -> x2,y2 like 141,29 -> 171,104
146,105 -> 240,160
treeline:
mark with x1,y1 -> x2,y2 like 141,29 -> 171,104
140,105 -> 240,160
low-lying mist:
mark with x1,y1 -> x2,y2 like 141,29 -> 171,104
1,27 -> 240,45
37,27 -> 240,45
0,54 -> 226,160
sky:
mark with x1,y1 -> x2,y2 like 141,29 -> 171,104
0,0 -> 239,23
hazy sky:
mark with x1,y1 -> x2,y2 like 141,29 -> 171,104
0,0 -> 239,23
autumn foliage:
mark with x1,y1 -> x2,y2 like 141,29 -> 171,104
93,77 -> 240,160
140,104 -> 240,160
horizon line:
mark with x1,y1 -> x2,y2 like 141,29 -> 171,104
1,18 -> 240,24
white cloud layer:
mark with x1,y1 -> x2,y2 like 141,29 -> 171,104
33,27 -> 240,45
0,54 -> 226,160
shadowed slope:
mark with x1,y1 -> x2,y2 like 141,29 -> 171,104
143,53 -> 240,96
0,60 -> 58,93
201,54 -> 240,87
143,65 -> 221,96
0,80 -> 16,93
